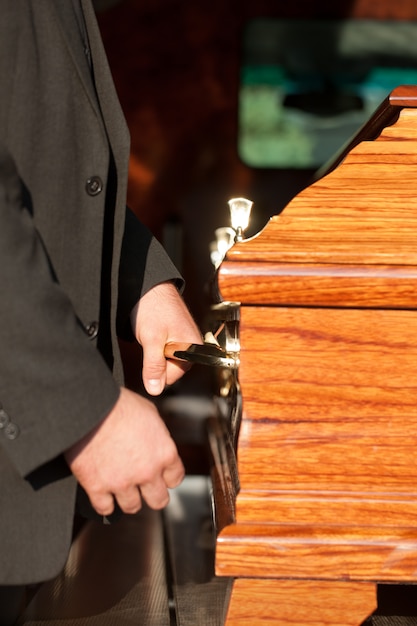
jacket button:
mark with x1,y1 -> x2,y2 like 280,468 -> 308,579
5,422 -> 19,440
86,321 -> 99,340
86,176 -> 103,196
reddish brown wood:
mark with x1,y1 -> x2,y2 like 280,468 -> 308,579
224,580 -> 376,626
390,84 -> 417,106
217,524 -> 417,580
237,307 -> 417,492
218,263 -> 417,307
212,85 -> 417,623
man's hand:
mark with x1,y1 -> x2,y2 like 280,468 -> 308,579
131,281 -> 202,395
64,387 -> 184,516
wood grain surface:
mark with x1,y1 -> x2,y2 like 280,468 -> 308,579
223,579 -> 376,626
237,306 -> 417,498
214,86 -> 417,623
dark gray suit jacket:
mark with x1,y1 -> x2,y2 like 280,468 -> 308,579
0,0 -> 181,584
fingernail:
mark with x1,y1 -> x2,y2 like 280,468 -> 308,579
147,379 -> 162,393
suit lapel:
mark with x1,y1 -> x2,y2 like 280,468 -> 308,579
50,0 -> 101,119
80,0 -> 130,180
80,0 -> 127,133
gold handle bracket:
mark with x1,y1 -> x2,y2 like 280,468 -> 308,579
164,342 -> 239,369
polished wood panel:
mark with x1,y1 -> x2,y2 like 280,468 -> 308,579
224,580 -> 376,626
218,263 -> 417,307
217,524 -> 417,580
213,86 -> 417,624
237,307 -> 417,494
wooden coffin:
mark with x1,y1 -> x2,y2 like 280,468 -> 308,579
212,85 -> 417,626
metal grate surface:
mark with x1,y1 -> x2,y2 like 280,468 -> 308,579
18,507 -> 171,626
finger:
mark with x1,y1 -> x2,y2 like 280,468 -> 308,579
88,491 -> 115,517
114,485 -> 143,515
163,457 -> 185,490
142,342 -> 167,396
165,358 -> 192,387
140,479 -> 171,510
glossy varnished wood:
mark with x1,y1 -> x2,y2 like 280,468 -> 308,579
218,263 -> 417,307
217,524 -> 417,580
237,307 -> 417,497
224,580 -> 376,626
214,86 -> 417,625
216,306 -> 417,583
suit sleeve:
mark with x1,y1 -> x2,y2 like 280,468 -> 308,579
116,207 -> 184,340
0,145 -> 120,478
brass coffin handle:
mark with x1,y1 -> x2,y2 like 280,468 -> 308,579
164,342 -> 238,369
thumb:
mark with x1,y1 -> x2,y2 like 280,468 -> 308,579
142,342 -> 167,395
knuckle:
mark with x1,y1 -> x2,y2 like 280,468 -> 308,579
166,445 -> 181,467
121,500 -> 142,515
138,467 -> 154,485
91,495 -> 114,516
152,494 -> 170,510
167,471 -> 184,489
145,362 -> 166,376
